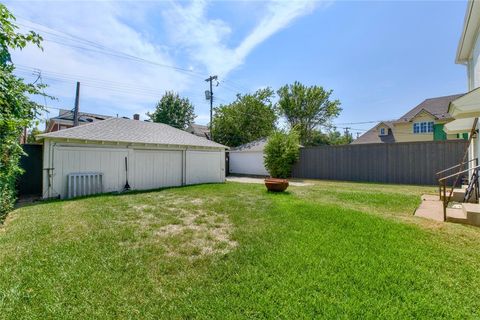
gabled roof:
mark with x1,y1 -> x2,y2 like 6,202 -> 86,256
186,123 -> 210,139
395,94 -> 464,123
229,138 -> 267,152
351,122 -> 396,145
377,121 -> 394,129
38,118 -> 227,149
456,0 -> 480,63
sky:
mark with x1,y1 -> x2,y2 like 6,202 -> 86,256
6,0 -> 469,136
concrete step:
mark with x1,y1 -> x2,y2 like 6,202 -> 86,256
440,188 -> 478,203
462,203 -> 480,226
446,207 -> 467,223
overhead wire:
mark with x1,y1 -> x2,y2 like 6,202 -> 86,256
17,17 -> 254,97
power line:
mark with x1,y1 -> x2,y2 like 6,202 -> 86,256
16,19 -> 206,78
17,17 -> 252,95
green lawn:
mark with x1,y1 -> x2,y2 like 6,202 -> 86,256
2,181 -> 480,319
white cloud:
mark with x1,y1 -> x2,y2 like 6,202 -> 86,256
6,0 -> 324,120
8,1 -> 194,115
164,0 -> 322,78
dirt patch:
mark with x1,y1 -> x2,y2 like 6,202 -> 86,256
156,209 -> 237,258
121,197 -> 237,259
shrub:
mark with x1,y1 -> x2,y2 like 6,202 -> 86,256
0,4 -> 46,221
263,130 -> 300,178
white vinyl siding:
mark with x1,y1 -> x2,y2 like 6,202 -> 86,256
45,142 -> 225,199
52,146 -> 128,198
229,152 -> 269,176
186,150 -> 224,185
131,150 -> 182,190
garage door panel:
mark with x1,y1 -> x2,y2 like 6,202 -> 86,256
186,151 -> 224,185
53,147 -> 128,198
131,150 -> 182,190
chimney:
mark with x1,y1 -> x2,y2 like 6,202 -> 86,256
133,114 -> 140,120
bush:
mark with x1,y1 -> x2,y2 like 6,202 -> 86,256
0,4 -> 46,222
263,130 -> 300,178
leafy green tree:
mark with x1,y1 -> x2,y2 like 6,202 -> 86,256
276,81 -> 341,145
326,129 -> 353,145
211,88 -> 277,147
26,127 -> 43,143
309,129 -> 353,146
1,4 -> 48,220
263,130 -> 300,178
147,91 -> 196,130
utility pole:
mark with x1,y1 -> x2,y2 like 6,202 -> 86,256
205,75 -> 218,140
73,81 -> 80,127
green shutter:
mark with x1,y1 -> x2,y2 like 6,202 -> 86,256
433,124 -> 447,141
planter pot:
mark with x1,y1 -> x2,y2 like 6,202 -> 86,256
264,178 -> 289,192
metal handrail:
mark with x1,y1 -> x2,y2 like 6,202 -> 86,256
436,158 -> 478,176
439,164 -> 480,221
438,164 -> 480,182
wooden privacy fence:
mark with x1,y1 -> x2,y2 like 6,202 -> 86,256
292,140 -> 469,185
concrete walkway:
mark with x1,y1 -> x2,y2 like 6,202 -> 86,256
226,176 -> 313,187
414,194 -> 466,222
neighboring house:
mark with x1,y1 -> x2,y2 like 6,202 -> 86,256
46,109 -> 112,132
185,124 -> 210,140
353,94 -> 466,144
36,117 -> 228,199
228,138 -> 269,176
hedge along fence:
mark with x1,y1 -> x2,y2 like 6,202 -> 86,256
291,140 -> 469,185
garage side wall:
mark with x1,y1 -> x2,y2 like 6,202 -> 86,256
229,151 -> 268,176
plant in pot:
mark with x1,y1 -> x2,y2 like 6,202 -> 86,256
263,130 -> 300,192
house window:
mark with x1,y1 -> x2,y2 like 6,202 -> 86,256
380,128 -> 385,135
413,121 -> 434,134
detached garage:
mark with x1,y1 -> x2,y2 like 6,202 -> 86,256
229,139 -> 269,176
37,118 -> 227,199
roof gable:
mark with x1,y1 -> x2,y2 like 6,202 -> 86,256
230,138 -> 267,152
396,94 -> 464,123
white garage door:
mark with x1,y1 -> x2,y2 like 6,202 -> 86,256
131,149 -> 183,190
53,146 -> 128,198
52,146 -> 184,198
186,150 -> 224,184
229,151 -> 268,176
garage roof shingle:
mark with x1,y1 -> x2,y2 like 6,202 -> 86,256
37,118 -> 227,149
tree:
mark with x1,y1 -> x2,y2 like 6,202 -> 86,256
27,127 -> 43,143
211,88 -> 277,147
263,130 -> 300,178
327,129 -> 353,145
309,129 -> 353,146
276,81 -> 341,145
147,91 -> 196,130
1,4 -> 48,220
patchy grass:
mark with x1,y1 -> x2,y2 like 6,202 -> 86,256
1,181 -> 480,319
